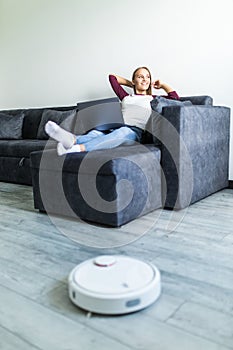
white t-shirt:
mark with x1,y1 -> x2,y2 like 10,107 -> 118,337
121,94 -> 153,130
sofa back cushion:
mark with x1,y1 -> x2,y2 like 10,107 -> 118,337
0,112 -> 25,139
74,97 -> 123,134
22,106 -> 78,139
22,109 -> 44,139
37,109 -> 77,139
151,96 -> 192,114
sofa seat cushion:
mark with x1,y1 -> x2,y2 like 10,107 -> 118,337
0,139 -> 56,158
31,144 -> 160,174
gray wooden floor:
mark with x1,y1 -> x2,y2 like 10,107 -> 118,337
0,181 -> 233,350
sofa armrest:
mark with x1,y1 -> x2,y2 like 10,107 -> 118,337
147,105 -> 230,209
180,95 -> 213,105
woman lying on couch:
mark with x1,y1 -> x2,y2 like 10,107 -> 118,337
45,66 -> 179,155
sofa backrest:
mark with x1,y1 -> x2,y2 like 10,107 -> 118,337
0,98 -> 121,140
0,106 -> 78,140
0,95 -> 213,141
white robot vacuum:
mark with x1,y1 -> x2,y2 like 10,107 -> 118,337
68,255 -> 161,315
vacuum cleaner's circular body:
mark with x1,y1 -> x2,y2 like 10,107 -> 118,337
68,255 -> 161,315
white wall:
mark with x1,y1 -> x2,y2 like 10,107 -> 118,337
1,0 -> 233,178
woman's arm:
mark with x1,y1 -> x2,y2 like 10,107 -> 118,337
152,79 -> 179,99
110,74 -> 133,88
152,80 -> 174,93
109,74 -> 130,101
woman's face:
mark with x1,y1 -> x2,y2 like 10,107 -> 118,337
132,68 -> 151,94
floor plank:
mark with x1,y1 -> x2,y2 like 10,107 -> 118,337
167,301 -> 233,348
0,284 -> 132,350
0,326 -> 42,350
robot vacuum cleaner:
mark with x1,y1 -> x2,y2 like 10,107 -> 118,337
68,255 -> 161,315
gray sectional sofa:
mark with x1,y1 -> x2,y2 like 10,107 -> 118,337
0,95 -> 230,226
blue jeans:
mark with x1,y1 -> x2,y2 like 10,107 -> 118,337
75,126 -> 139,152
